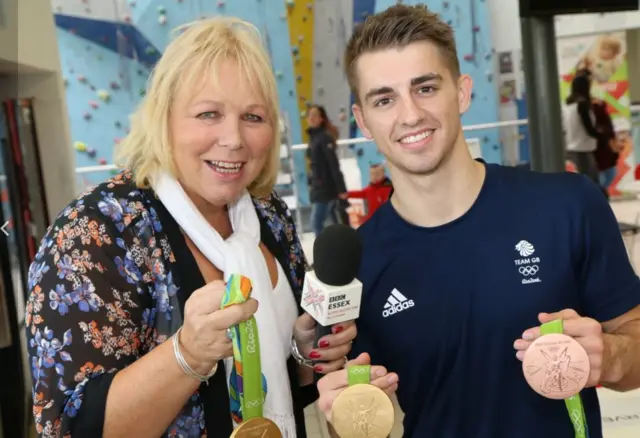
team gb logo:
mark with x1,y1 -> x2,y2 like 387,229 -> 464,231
515,240 -> 535,257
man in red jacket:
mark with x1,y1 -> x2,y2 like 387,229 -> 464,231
342,163 -> 393,222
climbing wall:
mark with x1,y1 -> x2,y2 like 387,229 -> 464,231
312,0 -> 353,140
285,0 -> 314,140
56,26 -> 151,187
350,0 -> 501,185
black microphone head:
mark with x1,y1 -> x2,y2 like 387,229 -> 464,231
313,224 -> 362,286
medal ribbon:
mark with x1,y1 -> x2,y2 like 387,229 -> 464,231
348,365 -> 372,386
221,275 -> 267,423
540,320 -> 589,438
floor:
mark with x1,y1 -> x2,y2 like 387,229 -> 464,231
301,199 -> 640,438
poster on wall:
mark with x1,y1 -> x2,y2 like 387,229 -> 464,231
557,31 -> 633,196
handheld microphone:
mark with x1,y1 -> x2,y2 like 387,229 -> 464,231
300,224 -> 363,378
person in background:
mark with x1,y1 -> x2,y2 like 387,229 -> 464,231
25,17 -> 356,438
343,162 -> 393,223
592,99 -> 620,198
563,73 -> 608,184
306,104 -> 347,237
575,68 -> 620,198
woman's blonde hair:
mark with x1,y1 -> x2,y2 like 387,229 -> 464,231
115,16 -> 281,198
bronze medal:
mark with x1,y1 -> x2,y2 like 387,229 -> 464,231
523,332 -> 590,400
230,417 -> 282,438
331,383 -> 395,438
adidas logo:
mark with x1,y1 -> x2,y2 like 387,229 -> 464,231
382,288 -> 414,318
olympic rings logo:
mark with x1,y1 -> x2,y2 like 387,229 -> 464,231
350,367 -> 368,374
246,400 -> 262,408
519,265 -> 539,276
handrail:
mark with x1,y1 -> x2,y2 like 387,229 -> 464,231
69,111 -> 640,174
290,119 -> 530,150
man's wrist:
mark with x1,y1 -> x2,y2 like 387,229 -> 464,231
600,332 -> 630,386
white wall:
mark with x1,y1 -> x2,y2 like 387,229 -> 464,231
488,0 -> 640,52
0,0 -> 64,72
0,0 -> 75,219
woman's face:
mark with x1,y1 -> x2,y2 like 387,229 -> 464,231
306,107 -> 323,128
170,59 -> 274,209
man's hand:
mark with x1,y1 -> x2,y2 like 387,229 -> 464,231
317,353 -> 399,422
513,309 -> 604,388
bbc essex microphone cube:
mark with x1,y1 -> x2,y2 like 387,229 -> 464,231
301,271 -> 362,326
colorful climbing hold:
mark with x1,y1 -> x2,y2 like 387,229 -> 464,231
74,141 -> 88,152
97,90 -> 111,103
89,101 -> 99,110
83,112 -> 92,122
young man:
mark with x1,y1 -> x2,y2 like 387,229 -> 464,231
316,5 -> 640,438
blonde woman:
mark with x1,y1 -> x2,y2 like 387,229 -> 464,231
25,17 -> 355,438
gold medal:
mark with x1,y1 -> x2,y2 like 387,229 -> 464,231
330,366 -> 395,438
230,417 -> 282,438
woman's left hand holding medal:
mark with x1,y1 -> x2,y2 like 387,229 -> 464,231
293,313 -> 357,373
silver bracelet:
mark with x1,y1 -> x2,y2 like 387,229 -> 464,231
290,336 -> 313,368
173,326 -> 218,385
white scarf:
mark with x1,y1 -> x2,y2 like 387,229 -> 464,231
153,171 -> 297,436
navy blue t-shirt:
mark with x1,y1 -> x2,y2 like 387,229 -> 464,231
351,163 -> 640,438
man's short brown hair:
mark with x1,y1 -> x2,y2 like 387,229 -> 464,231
344,4 -> 460,102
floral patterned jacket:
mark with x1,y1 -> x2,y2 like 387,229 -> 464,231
25,171 -> 315,438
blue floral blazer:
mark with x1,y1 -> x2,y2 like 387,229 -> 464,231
25,171 -> 315,438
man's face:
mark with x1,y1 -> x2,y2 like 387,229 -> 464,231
352,41 -> 472,177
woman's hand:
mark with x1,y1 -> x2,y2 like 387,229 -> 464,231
179,280 -> 258,375
317,353 -> 399,422
293,313 -> 357,373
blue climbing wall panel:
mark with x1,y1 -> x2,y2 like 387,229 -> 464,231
350,0 -> 501,186
56,27 -> 151,187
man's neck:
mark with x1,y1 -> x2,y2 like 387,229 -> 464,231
389,141 -> 486,228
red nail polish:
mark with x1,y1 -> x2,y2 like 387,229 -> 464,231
314,365 -> 323,373
309,351 -> 321,359
333,326 -> 344,334
319,340 -> 330,348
